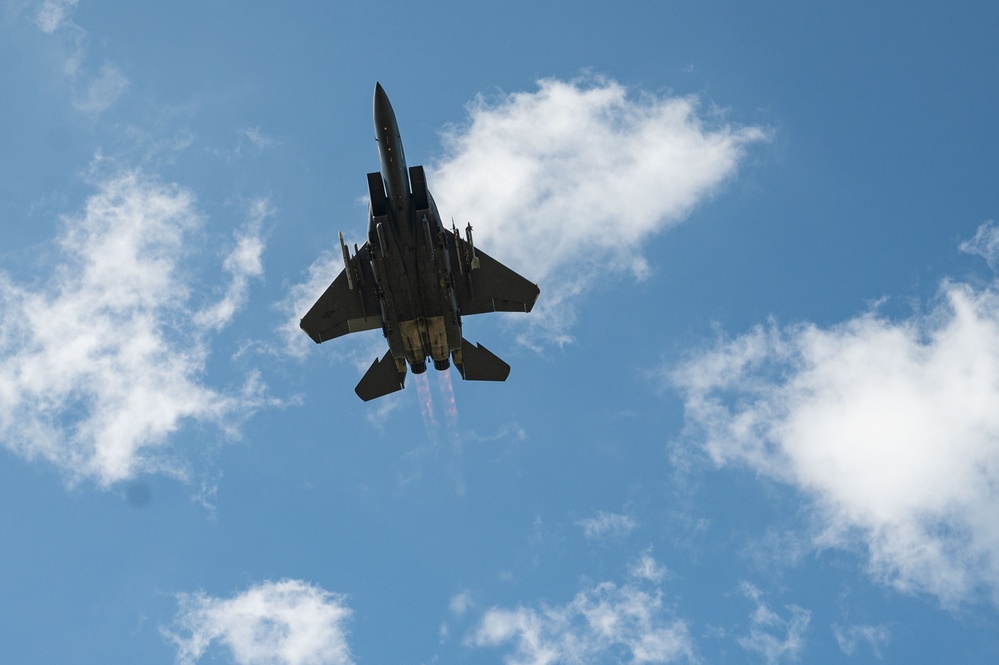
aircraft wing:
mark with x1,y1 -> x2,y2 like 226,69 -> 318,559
300,242 -> 383,343
446,228 -> 539,316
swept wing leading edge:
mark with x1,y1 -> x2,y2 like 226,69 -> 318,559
301,242 -> 382,344
445,228 -> 539,316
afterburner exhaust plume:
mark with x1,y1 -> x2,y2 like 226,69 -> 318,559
416,373 -> 436,430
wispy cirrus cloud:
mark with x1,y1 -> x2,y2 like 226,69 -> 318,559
430,76 -> 767,343
195,198 -> 269,331
72,61 -> 129,115
20,0 -> 129,115
630,550 -> 669,583
832,622 -> 890,658
468,553 -> 694,664
671,221 -> 999,607
0,171 -> 269,486
959,219 -> 999,269
576,509 -> 638,541
737,582 -> 810,665
164,579 -> 353,665
32,0 -> 78,33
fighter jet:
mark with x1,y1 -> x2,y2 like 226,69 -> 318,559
300,83 -> 539,401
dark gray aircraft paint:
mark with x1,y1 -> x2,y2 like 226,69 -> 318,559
301,83 -> 539,401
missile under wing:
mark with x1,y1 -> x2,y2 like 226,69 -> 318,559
300,83 -> 539,401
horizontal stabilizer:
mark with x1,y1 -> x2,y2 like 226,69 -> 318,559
455,338 -> 511,382
355,350 -> 406,401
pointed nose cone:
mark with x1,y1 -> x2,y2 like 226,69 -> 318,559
372,82 -> 409,205
373,82 -> 395,131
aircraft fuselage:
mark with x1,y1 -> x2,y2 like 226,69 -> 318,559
367,83 -> 460,374
300,83 -> 538,401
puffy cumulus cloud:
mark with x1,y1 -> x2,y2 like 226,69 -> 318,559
671,225 -> 999,606
165,580 -> 353,665
576,510 -> 638,541
282,78 -> 763,355
430,76 -> 767,342
737,583 -> 810,665
469,556 -> 694,664
0,171 -> 269,486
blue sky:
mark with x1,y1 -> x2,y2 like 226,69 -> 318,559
2,1 -> 999,663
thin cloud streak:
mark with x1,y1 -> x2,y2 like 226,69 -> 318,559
576,510 -> 638,541
0,171 -> 269,486
195,199 -> 269,331
672,222 -> 999,606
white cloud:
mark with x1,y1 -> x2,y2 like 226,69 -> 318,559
282,77 -> 764,357
22,1 -> 130,116
244,127 -> 275,150
449,590 -> 474,617
165,579 -> 353,665
430,76 -> 766,342
469,558 -> 694,664
0,171 -> 268,486
960,219 -> 999,269
33,0 -> 78,33
671,223 -> 999,606
196,199 -> 269,331
576,510 -> 638,541
73,62 -> 129,115
832,623 -> 890,658
737,583 -> 810,665
630,550 -> 669,584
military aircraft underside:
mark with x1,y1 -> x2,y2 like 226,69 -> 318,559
300,83 -> 539,401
